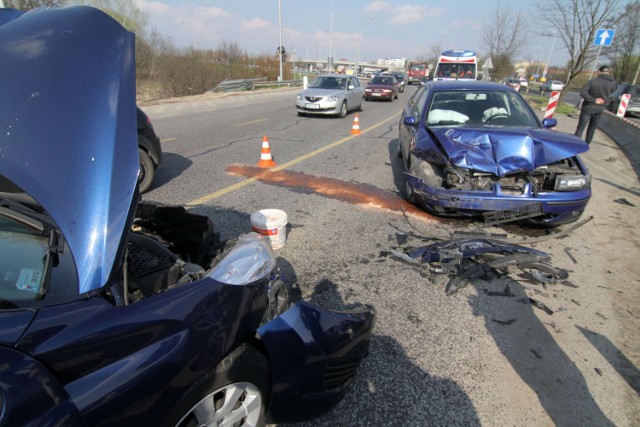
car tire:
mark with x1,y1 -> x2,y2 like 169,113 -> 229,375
338,101 -> 347,118
358,98 -> 365,111
173,344 -> 270,427
138,147 -> 155,194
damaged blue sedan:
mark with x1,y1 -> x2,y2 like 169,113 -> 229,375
398,81 -> 591,226
0,6 -> 374,426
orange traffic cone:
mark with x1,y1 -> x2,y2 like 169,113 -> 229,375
256,135 -> 277,168
351,114 -> 361,135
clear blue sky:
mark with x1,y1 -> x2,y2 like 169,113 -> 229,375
135,0 -> 567,66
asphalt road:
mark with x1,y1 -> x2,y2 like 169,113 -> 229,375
140,87 -> 639,426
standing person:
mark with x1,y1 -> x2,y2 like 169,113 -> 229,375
574,65 -> 618,144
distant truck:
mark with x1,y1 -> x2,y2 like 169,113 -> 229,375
407,62 -> 428,85
434,50 -> 478,81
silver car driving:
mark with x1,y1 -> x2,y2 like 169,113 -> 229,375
295,74 -> 365,118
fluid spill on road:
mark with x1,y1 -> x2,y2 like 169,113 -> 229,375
226,164 -> 439,221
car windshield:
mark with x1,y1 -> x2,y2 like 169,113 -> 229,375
426,90 -> 539,127
309,76 -> 346,90
0,211 -> 50,303
371,76 -> 394,85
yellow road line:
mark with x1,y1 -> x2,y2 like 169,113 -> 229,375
235,119 -> 269,127
187,111 -> 401,206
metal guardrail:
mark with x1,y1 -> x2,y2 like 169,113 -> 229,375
212,77 -> 302,92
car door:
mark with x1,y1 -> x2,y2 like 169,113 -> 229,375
399,85 -> 429,161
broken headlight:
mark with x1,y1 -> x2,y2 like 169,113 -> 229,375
554,174 -> 589,191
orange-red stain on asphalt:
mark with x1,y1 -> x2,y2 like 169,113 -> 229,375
226,164 -> 440,221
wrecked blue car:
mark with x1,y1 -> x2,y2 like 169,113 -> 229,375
398,81 -> 591,226
0,6 -> 374,426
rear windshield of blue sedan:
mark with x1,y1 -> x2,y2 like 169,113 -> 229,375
427,91 -> 539,127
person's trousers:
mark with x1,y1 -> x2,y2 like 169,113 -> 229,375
574,104 -> 606,144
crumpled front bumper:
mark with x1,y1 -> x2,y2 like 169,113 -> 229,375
258,301 -> 375,422
405,173 -> 591,225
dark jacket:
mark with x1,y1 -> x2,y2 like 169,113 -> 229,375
580,74 -> 618,108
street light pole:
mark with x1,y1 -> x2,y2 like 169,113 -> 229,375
328,0 -> 333,72
278,0 -> 283,82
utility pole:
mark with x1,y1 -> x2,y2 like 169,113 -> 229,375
278,0 -> 283,81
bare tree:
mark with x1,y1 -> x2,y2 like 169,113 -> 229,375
535,0 -> 623,93
606,1 -> 640,83
5,0 -> 63,8
482,3 -> 529,80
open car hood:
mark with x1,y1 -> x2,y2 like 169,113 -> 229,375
0,6 -> 137,294
428,127 -> 588,176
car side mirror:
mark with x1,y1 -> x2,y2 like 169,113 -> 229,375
348,85 -> 355,90
403,116 -> 418,127
542,118 -> 557,128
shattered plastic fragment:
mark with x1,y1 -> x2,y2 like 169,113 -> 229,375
529,298 -> 554,315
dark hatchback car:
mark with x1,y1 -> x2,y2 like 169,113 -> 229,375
398,81 -> 591,226
393,72 -> 406,92
0,6 -> 374,426
365,75 -> 400,101
136,107 -> 162,193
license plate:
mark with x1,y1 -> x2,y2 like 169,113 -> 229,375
483,203 -> 544,225
305,103 -> 320,109
372,93 -> 382,96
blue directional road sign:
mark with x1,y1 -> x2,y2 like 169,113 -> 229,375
594,29 -> 615,47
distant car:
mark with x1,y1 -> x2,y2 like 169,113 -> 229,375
295,74 -> 365,117
398,81 -> 591,227
541,80 -> 564,93
0,6 -> 375,426
365,75 -> 400,101
136,107 -> 162,193
609,83 -> 640,116
519,78 -> 529,88
503,79 -> 523,91
393,72 -> 407,92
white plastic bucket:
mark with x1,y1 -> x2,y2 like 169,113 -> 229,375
250,209 -> 288,250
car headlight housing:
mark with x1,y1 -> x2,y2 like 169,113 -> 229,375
208,232 -> 275,285
327,95 -> 340,101
554,174 -> 589,191
296,94 -> 303,100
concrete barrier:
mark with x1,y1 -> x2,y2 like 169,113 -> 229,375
598,111 -> 640,179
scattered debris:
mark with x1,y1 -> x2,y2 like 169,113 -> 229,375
604,156 -> 617,162
564,247 -> 578,264
571,299 -> 581,306
613,198 -> 636,207
627,309 -> 639,319
529,298 -> 554,315
492,318 -> 516,325
531,349 -> 543,359
595,368 -> 603,376
484,285 -> 515,297
596,312 -> 608,320
396,232 -> 409,246
560,281 -> 579,288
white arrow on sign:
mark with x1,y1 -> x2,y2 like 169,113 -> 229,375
598,30 -> 611,45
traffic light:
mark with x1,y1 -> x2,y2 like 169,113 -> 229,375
277,45 -> 286,63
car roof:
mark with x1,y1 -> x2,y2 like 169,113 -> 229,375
424,80 -> 515,92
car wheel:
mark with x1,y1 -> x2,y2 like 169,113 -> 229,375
173,344 -> 270,427
358,98 -> 365,111
338,101 -> 347,118
138,147 -> 155,193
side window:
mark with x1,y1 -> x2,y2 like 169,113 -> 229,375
414,87 -> 430,119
